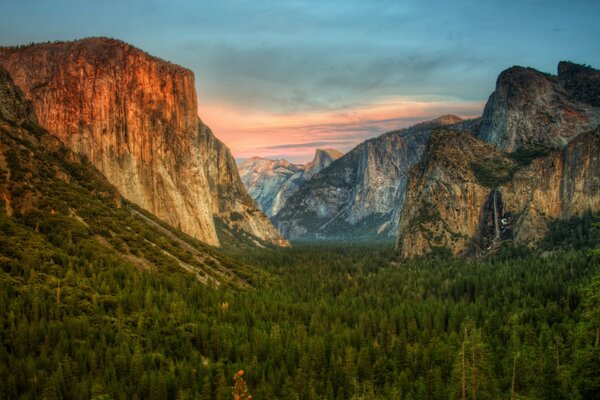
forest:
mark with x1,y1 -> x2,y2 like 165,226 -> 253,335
0,210 -> 599,399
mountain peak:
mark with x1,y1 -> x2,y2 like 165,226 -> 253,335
557,60 -> 599,76
304,148 -> 343,180
479,61 -> 600,152
557,61 -> 600,107
314,148 -> 344,160
0,38 -> 287,248
433,114 -> 463,125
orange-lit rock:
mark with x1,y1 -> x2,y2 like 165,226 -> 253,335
0,38 -> 287,247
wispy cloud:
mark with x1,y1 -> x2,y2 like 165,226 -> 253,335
261,141 -> 356,150
200,95 -> 484,163
1,0 -> 599,162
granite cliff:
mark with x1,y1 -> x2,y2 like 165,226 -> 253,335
396,61 -> 600,257
0,38 -> 286,247
303,148 -> 344,180
198,123 -> 288,246
273,115 -> 478,239
238,148 -> 342,217
478,61 -> 600,152
396,128 -> 600,257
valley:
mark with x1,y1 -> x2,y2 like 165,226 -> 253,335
2,230 -> 599,399
0,11 -> 599,398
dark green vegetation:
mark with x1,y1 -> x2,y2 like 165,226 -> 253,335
468,139 -> 553,189
469,157 -> 517,188
559,61 -> 600,107
1,211 -> 600,399
508,146 -> 552,166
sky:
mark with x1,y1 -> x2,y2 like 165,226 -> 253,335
1,0 -> 599,163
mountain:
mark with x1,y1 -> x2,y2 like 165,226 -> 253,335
239,157 -> 304,217
396,128 -> 600,257
478,61 -> 600,152
396,61 -> 600,257
0,64 -> 257,287
238,148 -> 342,217
0,38 -> 286,248
303,148 -> 344,180
273,115 -> 479,240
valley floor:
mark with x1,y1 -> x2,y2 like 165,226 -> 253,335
1,219 -> 600,399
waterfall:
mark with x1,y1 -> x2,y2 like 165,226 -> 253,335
493,189 -> 501,241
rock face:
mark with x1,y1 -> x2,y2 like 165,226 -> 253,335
0,38 -> 286,247
396,129 -> 600,257
273,116 -> 479,239
239,157 -> 304,217
303,148 -> 344,180
238,148 -> 342,217
478,62 -> 600,152
0,64 -> 254,286
198,123 -> 288,246
396,61 -> 600,257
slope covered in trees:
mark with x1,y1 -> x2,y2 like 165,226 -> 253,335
1,212 -> 599,399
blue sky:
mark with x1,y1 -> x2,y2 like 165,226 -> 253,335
1,0 -> 599,162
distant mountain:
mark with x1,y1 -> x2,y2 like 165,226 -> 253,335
303,148 -> 344,180
239,148 -> 343,217
0,38 -> 287,248
269,61 -> 600,250
273,115 -> 479,240
0,64 -> 256,287
397,61 -> 600,257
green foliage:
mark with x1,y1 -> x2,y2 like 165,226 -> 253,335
2,231 -> 599,399
1,111 -> 600,398
542,209 -> 600,251
470,158 -> 517,188
509,145 -> 552,166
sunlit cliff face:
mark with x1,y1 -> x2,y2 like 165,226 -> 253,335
199,96 -> 484,163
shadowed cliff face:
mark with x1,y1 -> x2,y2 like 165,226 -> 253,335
0,38 -> 287,247
198,122 -> 288,246
396,129 -> 600,257
478,62 -> 600,152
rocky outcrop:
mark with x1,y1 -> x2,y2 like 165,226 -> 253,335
0,38 -> 286,247
396,61 -> 600,257
303,148 -> 344,180
273,115 -> 479,239
238,148 -> 343,217
239,157 -> 304,217
396,129 -> 600,257
198,123 -> 288,246
478,62 -> 600,152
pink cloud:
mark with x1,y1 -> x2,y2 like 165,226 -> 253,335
199,97 -> 485,163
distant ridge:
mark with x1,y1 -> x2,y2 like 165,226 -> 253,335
239,148 -> 343,217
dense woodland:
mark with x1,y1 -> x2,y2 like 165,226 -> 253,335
0,210 -> 599,399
